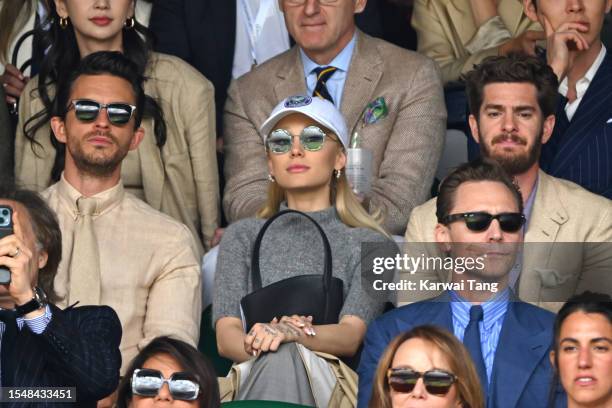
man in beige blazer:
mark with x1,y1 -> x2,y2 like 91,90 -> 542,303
412,0 -> 543,84
401,54 -> 612,310
223,0 -> 446,235
42,52 -> 201,382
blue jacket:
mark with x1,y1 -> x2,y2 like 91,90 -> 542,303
357,294 -> 565,407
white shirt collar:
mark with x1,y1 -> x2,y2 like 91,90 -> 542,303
559,44 -> 607,100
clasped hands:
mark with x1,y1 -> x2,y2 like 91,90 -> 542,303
244,315 -> 316,357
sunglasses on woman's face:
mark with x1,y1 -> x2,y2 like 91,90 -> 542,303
131,368 -> 200,401
68,99 -> 136,126
387,368 -> 457,396
266,125 -> 331,154
442,212 -> 525,233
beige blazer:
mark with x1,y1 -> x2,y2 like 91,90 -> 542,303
412,0 -> 541,83
14,53 -> 219,255
223,31 -> 446,235
400,171 -> 612,311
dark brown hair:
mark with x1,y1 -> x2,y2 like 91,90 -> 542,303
116,336 -> 220,408
548,291 -> 612,407
464,53 -> 559,118
369,325 -> 484,408
0,178 -> 61,303
436,158 -> 523,223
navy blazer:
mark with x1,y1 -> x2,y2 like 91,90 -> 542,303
357,294 -> 565,408
1,304 -> 122,408
541,50 -> 612,199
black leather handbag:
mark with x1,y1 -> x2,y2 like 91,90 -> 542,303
240,209 -> 344,332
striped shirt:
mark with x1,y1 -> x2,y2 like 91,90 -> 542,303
450,290 -> 510,383
0,305 -> 52,385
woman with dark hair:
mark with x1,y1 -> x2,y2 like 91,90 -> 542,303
549,292 -> 612,408
117,336 -> 220,408
369,325 -> 484,408
13,0 -> 218,256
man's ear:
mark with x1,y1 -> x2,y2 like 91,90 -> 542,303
468,114 -> 481,144
37,250 -> 49,270
129,127 -> 145,151
434,223 -> 451,253
541,114 -> 556,144
354,0 -> 367,14
50,117 -> 67,144
523,0 -> 539,23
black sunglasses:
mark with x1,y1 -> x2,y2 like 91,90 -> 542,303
387,368 -> 457,395
68,99 -> 136,125
131,368 -> 200,401
442,212 -> 525,233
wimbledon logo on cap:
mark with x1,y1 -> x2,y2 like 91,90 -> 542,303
285,95 -> 312,108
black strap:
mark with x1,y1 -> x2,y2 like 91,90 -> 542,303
250,209 -> 333,292
11,29 -> 35,72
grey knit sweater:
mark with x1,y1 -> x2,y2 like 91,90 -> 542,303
213,205 -> 388,326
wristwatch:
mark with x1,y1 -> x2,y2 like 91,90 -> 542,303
15,286 -> 48,317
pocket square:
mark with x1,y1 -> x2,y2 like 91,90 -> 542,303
363,97 -> 388,125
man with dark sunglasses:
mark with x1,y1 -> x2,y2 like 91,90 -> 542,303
39,52 -> 202,404
401,53 -> 612,310
358,158 -> 565,408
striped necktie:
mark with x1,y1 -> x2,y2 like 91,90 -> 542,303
312,66 -> 337,105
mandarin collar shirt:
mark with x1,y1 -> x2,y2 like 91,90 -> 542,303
42,174 -> 201,374
301,33 -> 357,108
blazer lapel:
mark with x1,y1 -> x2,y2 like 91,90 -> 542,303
341,31 -> 383,135
519,171 -> 568,300
489,301 -> 551,408
396,293 -> 454,332
550,52 -> 612,173
136,124 -> 165,211
273,48 -> 307,102
445,0 -> 476,47
497,0 -> 527,34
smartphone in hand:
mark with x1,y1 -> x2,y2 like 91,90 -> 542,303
0,205 -> 13,284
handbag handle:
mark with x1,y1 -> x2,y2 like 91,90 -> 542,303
250,208 -> 334,299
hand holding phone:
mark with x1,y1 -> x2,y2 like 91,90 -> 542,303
0,206 -> 13,284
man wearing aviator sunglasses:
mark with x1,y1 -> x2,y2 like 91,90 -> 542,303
358,159 -> 564,408
42,52 -> 202,395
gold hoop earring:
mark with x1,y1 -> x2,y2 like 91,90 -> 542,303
124,17 -> 135,29
59,16 -> 69,29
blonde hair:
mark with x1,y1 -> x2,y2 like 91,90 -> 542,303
369,325 -> 485,408
0,1 -> 34,65
256,136 -> 389,238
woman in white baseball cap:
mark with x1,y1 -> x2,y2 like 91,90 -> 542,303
214,95 -> 392,406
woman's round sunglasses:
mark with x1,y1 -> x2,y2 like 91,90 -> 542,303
68,99 -> 136,126
266,125 -> 334,154
387,368 -> 457,395
131,368 -> 200,401
442,212 -> 525,233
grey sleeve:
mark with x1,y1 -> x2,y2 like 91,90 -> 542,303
212,221 -> 254,325
339,232 -> 394,325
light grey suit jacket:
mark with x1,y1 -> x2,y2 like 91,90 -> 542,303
222,30 -> 446,235
400,170 -> 612,311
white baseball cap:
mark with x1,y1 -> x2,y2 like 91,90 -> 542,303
260,95 -> 349,148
